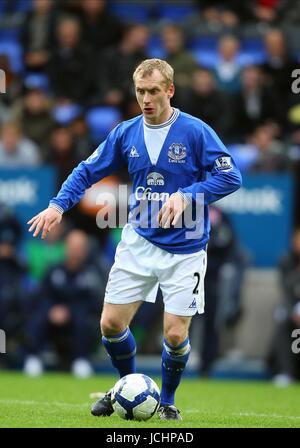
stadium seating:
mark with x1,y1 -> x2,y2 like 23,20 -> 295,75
188,36 -> 266,67
147,35 -> 166,58
0,40 -> 23,73
52,103 -> 83,126
107,1 -> 150,24
0,0 -> 33,14
156,2 -> 197,23
14,0 -> 33,12
0,28 -> 20,43
86,106 -> 122,143
24,73 -> 49,91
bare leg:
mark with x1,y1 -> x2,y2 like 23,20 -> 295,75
100,301 -> 143,336
100,301 -> 143,378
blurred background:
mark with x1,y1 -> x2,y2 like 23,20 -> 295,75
0,0 -> 300,385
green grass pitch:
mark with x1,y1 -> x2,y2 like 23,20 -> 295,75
0,371 -> 299,428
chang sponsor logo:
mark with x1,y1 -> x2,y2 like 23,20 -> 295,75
93,184 -> 205,238
135,187 -> 170,202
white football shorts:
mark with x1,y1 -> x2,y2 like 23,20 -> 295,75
104,224 -> 207,316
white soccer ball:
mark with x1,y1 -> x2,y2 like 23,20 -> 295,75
111,373 -> 160,421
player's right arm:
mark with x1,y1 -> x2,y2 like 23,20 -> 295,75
27,124 -> 125,238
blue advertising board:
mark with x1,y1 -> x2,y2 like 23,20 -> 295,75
216,174 -> 294,267
0,167 -> 57,236
0,168 -> 294,267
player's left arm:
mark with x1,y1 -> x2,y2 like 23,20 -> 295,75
178,123 -> 242,206
158,123 -> 242,228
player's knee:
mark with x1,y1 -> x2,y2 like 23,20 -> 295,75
100,315 -> 125,337
164,328 -> 187,348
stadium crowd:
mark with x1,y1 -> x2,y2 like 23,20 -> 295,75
0,0 -> 300,380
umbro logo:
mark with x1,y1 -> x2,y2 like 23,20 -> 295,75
129,146 -> 139,157
189,298 -> 197,309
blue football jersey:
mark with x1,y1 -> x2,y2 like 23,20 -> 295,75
50,110 -> 242,254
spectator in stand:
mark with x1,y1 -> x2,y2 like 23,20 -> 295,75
197,0 -> 299,27
178,67 -> 233,141
268,228 -> 300,385
45,125 -> 80,187
0,204 -> 28,368
47,15 -> 95,104
288,127 -> 300,165
260,29 -> 298,109
21,0 -> 57,73
285,85 -> 300,136
23,229 -> 105,377
0,103 -> 10,129
11,76 -> 55,156
0,122 -> 41,167
233,65 -> 281,140
189,0 -> 254,31
277,0 -> 300,25
80,0 -> 123,53
25,221 -> 66,282
68,114 -> 93,160
213,35 -> 242,94
287,128 -> 300,225
253,0 -> 282,25
96,24 -> 149,111
160,24 -> 198,90
248,124 -> 288,172
56,0 -> 82,17
199,206 -> 247,375
0,55 -> 22,109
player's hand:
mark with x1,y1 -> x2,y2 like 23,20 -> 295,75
27,207 -> 63,239
158,192 -> 188,229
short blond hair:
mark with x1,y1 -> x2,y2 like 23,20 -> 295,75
133,59 -> 174,87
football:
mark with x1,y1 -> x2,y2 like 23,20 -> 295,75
111,373 -> 160,421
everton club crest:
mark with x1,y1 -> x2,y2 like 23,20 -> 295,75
168,143 -> 187,163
